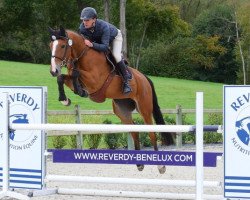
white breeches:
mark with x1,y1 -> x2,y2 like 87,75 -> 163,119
112,29 -> 123,63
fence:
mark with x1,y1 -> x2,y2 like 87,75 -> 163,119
47,105 -> 222,148
1,92 -> 221,200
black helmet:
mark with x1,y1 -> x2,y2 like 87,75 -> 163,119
80,7 -> 97,20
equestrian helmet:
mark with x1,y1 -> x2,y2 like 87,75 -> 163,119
80,7 -> 97,20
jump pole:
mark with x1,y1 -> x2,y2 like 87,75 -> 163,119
56,188 -> 222,200
195,92 -> 203,200
45,175 -> 220,187
11,124 -> 194,133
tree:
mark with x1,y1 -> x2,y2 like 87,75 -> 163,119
125,0 -> 189,68
232,0 -> 250,84
119,0 -> 127,59
0,0 -> 102,63
234,10 -> 246,84
103,0 -> 110,21
192,4 -> 239,83
139,34 -> 226,81
166,0 -> 228,23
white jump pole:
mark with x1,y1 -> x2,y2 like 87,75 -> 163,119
46,175 -> 220,187
11,123 -> 194,133
196,92 -> 203,200
57,188 -> 222,200
0,93 -> 30,200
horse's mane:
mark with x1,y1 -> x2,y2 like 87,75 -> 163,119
66,30 -> 81,39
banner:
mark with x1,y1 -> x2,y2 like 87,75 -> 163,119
224,85 -> 250,198
51,149 -> 221,167
0,86 -> 46,189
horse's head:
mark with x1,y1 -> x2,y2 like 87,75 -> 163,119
48,26 -> 73,77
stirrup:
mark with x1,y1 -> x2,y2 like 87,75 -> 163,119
126,69 -> 132,80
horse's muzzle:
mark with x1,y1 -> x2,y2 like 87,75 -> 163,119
50,69 -> 59,77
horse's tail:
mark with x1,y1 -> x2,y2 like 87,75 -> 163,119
145,76 -> 174,145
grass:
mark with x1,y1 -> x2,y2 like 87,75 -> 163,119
0,60 -> 223,111
153,76 -> 223,109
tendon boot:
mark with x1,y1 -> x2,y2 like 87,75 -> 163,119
117,60 -> 132,94
72,69 -> 88,98
73,78 -> 88,97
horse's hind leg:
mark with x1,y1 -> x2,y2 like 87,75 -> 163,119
112,99 -> 144,172
136,98 -> 166,174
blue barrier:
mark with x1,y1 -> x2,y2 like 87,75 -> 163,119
190,125 -> 221,132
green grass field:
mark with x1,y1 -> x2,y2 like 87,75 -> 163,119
0,60 -> 224,110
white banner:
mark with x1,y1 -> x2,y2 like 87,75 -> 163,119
224,85 -> 250,198
0,86 -> 46,189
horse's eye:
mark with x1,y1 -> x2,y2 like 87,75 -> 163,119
61,45 -> 66,48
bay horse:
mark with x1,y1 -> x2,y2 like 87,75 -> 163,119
48,26 -> 174,174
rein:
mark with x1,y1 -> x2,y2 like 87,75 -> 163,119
71,46 -> 88,65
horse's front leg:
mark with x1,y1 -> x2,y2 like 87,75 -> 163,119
57,74 -> 72,106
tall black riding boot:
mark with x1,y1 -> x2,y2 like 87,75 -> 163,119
123,59 -> 132,80
117,60 -> 132,94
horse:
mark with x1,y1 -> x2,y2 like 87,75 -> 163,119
48,26 -> 174,174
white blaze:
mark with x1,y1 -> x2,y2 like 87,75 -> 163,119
51,40 -> 59,72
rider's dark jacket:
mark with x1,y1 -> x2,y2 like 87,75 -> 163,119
79,19 -> 118,52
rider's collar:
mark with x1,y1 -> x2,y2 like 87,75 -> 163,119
89,27 -> 94,33
89,21 -> 96,32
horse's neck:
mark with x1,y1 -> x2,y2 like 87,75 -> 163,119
77,48 -> 110,93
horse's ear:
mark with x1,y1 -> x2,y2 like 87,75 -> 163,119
48,27 -> 57,41
59,26 -> 67,38
48,27 -> 54,35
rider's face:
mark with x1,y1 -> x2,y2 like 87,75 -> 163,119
83,18 -> 96,29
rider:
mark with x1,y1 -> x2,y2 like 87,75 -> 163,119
79,7 -> 132,94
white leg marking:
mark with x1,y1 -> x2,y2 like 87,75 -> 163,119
60,99 -> 69,106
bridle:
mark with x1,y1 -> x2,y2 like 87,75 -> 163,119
51,35 -> 88,68
51,37 -> 71,67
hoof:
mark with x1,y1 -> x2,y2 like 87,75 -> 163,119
60,98 -> 71,106
158,165 -> 166,174
137,164 -> 144,171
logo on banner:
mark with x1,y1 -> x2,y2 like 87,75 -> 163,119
7,93 -> 40,151
231,93 -> 250,155
9,114 -> 29,140
235,114 -> 250,146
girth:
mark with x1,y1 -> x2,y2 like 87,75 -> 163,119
89,71 -> 115,103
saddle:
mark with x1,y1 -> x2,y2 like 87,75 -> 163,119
105,50 -> 132,79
